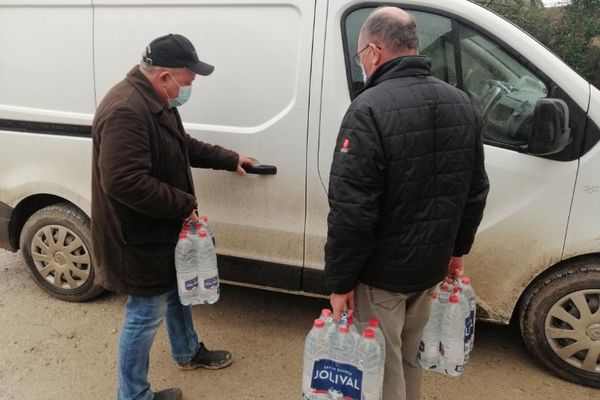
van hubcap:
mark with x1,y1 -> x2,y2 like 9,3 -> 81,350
588,324 -> 600,342
545,289 -> 600,373
30,225 -> 91,290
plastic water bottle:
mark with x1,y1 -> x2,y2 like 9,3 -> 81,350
440,293 -> 469,376
460,277 -> 477,360
320,309 -> 337,341
367,319 -> 386,395
175,232 -> 199,306
198,216 -> 215,245
418,291 -> 443,370
331,325 -> 357,364
367,319 -> 386,356
195,230 -> 219,304
438,282 -> 451,300
302,319 -> 329,400
347,315 -> 361,341
419,281 -> 453,369
357,328 -> 383,400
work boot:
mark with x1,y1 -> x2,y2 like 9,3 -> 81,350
178,342 -> 233,370
153,387 -> 182,400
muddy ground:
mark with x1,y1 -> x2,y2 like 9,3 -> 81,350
0,249 -> 597,400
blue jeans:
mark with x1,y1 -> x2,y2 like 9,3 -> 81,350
117,288 -> 200,400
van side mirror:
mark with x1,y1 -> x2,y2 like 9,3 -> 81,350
528,98 -> 571,156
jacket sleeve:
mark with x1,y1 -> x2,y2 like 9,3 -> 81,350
186,134 -> 239,171
324,105 -> 386,294
453,109 -> 490,256
98,106 -> 196,220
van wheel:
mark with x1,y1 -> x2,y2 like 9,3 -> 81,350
20,203 -> 103,302
519,260 -> 600,388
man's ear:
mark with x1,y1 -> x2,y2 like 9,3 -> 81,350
158,71 -> 169,84
370,43 -> 382,67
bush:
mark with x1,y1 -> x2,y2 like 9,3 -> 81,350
476,0 -> 600,88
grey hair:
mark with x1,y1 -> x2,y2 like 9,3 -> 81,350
139,59 -> 161,73
359,8 -> 419,53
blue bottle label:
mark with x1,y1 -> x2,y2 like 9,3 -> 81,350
310,359 -> 362,400
184,277 -> 198,291
203,276 -> 219,290
464,311 -> 475,344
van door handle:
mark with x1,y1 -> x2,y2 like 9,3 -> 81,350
242,164 -> 277,175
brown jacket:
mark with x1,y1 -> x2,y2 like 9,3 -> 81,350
91,66 -> 238,296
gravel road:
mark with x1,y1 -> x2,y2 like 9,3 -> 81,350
0,249 -> 597,400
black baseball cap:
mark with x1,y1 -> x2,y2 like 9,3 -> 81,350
142,34 -> 214,76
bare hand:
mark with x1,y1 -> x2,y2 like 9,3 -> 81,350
186,210 -> 200,222
330,291 -> 355,322
448,256 -> 465,278
236,155 -> 254,175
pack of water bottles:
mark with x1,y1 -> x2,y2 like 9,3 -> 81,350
417,275 -> 476,377
174,217 -> 220,306
302,310 -> 385,400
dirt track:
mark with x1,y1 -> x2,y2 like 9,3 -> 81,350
0,249 -> 597,400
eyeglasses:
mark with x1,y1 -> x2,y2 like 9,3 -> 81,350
353,45 -> 370,67
352,43 -> 382,67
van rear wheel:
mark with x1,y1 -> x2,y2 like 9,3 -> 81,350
20,203 -> 103,302
519,260 -> 600,388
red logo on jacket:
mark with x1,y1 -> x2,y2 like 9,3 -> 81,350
341,138 -> 350,153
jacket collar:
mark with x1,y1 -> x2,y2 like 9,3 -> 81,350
125,66 -> 166,114
359,55 -> 432,95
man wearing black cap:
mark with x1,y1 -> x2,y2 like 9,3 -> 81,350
91,34 -> 253,400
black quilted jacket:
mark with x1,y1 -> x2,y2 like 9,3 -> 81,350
324,56 -> 489,294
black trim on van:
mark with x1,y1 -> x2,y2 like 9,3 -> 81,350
217,254 -> 328,296
0,201 -> 15,252
302,267 -> 328,295
583,116 -> 600,156
0,119 -> 91,137
218,255 -> 302,292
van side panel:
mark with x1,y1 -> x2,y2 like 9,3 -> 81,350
564,86 -> 600,259
0,1 -> 95,124
94,0 -> 315,270
0,1 -> 94,245
0,133 -> 92,214
464,148 -> 578,322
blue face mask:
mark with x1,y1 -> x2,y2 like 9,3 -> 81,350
165,74 -> 192,107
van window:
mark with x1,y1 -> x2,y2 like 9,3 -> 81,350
343,7 -> 548,149
344,8 -> 456,94
459,25 -> 548,147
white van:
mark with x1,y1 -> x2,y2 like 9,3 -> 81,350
0,0 -> 599,388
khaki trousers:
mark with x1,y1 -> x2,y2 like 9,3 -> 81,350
354,282 -> 435,400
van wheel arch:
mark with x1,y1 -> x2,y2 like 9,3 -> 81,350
9,194 -> 83,250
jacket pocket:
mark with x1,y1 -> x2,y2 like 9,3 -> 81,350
369,286 -> 407,310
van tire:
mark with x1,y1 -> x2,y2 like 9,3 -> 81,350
519,260 -> 600,388
20,203 -> 104,302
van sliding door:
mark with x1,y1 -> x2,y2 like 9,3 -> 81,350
93,0 -> 316,291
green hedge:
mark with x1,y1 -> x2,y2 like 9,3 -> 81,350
476,0 -> 600,88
